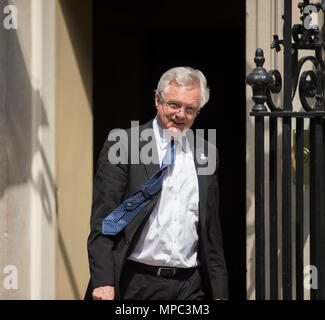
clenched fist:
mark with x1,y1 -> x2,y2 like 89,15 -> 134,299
92,285 -> 115,300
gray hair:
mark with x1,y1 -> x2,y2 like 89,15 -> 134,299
156,66 -> 210,109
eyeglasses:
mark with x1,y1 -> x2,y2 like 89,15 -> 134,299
161,100 -> 200,116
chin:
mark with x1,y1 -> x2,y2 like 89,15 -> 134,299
168,126 -> 184,138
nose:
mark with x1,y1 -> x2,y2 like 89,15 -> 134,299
175,108 -> 186,119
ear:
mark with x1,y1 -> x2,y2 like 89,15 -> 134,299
155,92 -> 160,109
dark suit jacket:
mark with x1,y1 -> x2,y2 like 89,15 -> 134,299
85,119 -> 228,300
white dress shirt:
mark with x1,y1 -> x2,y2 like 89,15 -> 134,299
129,117 -> 200,268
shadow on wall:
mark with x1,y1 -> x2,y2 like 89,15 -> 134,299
0,1 -> 31,199
58,0 -> 92,111
0,0 -> 80,299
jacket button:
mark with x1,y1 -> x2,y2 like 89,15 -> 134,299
126,239 -> 130,245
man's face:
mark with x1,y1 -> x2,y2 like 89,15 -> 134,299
155,81 -> 201,136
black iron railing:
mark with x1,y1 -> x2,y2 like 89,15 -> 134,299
246,0 -> 325,300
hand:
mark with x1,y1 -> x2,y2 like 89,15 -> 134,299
92,285 -> 115,300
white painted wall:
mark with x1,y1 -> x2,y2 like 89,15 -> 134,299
0,0 -> 56,299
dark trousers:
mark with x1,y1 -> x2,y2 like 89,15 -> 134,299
119,260 -> 206,300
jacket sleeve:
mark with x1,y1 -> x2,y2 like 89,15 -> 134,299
87,135 -> 129,289
207,150 -> 229,299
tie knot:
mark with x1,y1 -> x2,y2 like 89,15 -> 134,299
161,139 -> 175,168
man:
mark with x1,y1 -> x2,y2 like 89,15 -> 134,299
85,66 -> 228,300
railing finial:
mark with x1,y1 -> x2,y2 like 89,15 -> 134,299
246,49 -> 272,112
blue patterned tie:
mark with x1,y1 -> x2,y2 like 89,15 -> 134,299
102,139 -> 175,235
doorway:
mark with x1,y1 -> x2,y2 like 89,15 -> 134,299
93,0 -> 246,300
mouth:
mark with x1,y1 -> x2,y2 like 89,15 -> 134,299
171,120 -> 185,129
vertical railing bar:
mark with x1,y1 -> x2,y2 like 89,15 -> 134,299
320,118 -> 325,299
295,118 -> 304,300
319,119 -> 325,300
255,116 -> 265,299
309,118 -> 315,299
283,0 -> 292,111
282,0 -> 293,300
310,117 -> 325,299
282,116 -> 292,300
269,117 -> 278,300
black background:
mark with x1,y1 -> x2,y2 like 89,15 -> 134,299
93,0 -> 246,300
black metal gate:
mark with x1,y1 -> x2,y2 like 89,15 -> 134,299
246,0 -> 325,300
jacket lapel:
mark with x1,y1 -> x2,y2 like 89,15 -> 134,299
123,119 -> 161,243
188,132 -> 208,230
139,119 -> 160,179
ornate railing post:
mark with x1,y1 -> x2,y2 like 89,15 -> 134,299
246,49 -> 272,300
246,49 -> 273,112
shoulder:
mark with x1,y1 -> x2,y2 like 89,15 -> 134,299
106,119 -> 154,145
102,119 -> 155,165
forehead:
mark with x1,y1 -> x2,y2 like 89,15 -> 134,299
164,81 -> 201,104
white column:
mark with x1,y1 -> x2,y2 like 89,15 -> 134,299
246,0 -> 284,300
30,0 -> 56,299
